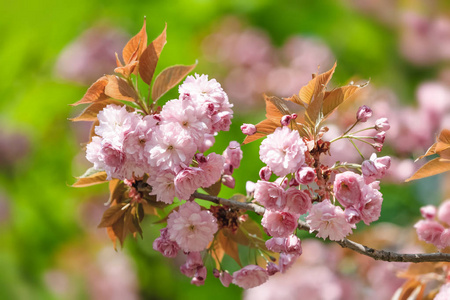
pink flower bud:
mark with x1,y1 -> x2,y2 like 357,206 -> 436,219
222,175 -> 235,189
438,201 -> 450,226
219,271 -> 233,287
289,177 -> 299,187
259,166 -> 272,181
295,167 -> 315,185
246,181 -> 256,197
420,205 -> 437,219
241,123 -> 257,135
375,118 -> 390,131
285,235 -> 302,255
213,268 -> 220,278
373,143 -> 383,152
223,141 -> 242,169
281,115 -> 292,126
275,177 -> 289,189
356,105 -> 373,122
191,266 -> 207,286
223,163 -> 234,175
266,262 -> 280,276
374,131 -> 386,143
344,207 -> 361,224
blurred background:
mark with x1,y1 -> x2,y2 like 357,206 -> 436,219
1,0 -> 449,299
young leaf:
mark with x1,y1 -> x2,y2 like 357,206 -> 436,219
151,63 -> 197,101
123,19 -> 148,64
242,118 -> 279,144
72,168 -> 107,187
109,213 -> 126,248
203,178 -> 222,196
223,218 -> 266,249
304,62 -> 337,126
70,99 -> 123,122
139,44 -> 159,85
436,129 -> 450,153
114,61 -> 138,78
405,157 -> 450,182
299,62 -> 336,105
104,75 -> 139,103
138,25 -> 167,85
322,84 -> 365,119
284,94 -> 306,108
71,76 -> 109,106
98,203 -> 128,227
217,230 -> 242,267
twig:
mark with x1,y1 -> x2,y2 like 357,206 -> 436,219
193,191 -> 450,263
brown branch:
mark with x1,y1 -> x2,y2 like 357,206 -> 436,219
193,191 -> 450,263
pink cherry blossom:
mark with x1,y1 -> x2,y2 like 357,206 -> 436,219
440,229 -> 450,249
222,175 -> 235,189
261,210 -> 298,238
358,184 -> 383,225
265,237 -> 286,253
146,123 -> 197,172
285,234 -> 302,255
147,171 -> 176,204
284,187 -> 311,215
167,201 -> 218,252
414,220 -> 445,248
174,167 -> 204,200
223,141 -> 243,169
153,228 -> 180,258
180,251 -> 204,277
191,266 -> 207,286
306,199 -> 355,241
198,153 -> 225,188
295,166 -> 315,185
232,265 -> 269,289
241,123 -> 257,135
356,105 -> 373,122
438,200 -> 450,226
344,207 -> 361,224
279,253 -> 299,273
259,126 -> 307,177
333,171 -> 364,208
254,181 -> 286,211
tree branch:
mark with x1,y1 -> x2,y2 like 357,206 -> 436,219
193,191 -> 450,263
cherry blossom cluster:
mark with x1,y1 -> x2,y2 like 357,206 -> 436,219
415,200 -> 450,249
240,105 -> 392,276
86,74 -> 234,203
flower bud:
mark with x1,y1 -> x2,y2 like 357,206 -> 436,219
420,205 -> 437,220
375,118 -> 390,131
219,271 -> 233,287
241,123 -> 257,135
213,268 -> 220,278
222,175 -> 235,189
246,181 -> 256,197
281,115 -> 293,126
295,167 -> 315,185
356,105 -> 373,122
374,131 -> 386,143
373,143 -> 383,152
259,166 -> 272,181
223,163 -> 234,175
266,262 -> 280,276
